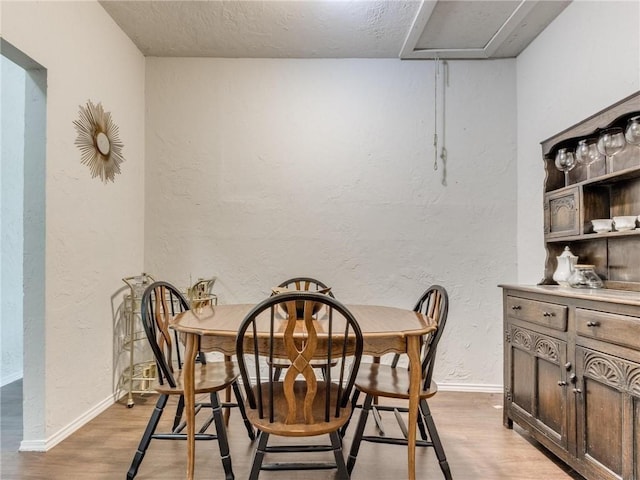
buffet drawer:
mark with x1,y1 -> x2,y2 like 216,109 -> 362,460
506,296 -> 567,331
576,308 -> 640,350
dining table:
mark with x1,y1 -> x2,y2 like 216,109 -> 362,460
170,302 -> 437,480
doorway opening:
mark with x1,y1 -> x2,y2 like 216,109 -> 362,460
1,39 -> 47,452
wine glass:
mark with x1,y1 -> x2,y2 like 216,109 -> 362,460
555,148 -> 576,186
597,127 -> 626,173
625,115 -> 640,145
575,138 -> 603,179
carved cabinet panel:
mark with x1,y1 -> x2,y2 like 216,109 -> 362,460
508,324 -> 568,449
576,347 -> 640,480
545,187 -> 580,238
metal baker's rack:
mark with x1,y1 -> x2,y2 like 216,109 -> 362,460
119,273 -> 156,407
117,274 -> 217,407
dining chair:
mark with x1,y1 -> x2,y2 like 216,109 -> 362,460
277,276 -> 335,297
345,285 -> 452,479
236,291 -> 364,479
126,281 -> 253,480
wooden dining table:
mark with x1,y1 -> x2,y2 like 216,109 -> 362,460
170,302 -> 437,480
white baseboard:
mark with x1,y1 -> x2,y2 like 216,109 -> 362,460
437,382 -> 503,393
1,371 -> 23,388
19,393 -> 115,452
18,439 -> 47,452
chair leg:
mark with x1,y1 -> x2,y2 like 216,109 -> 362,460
390,353 -> 401,368
346,393 -> 373,474
372,405 -> 385,435
249,431 -> 269,480
224,385 -> 232,425
127,394 -> 168,480
232,380 -> 255,440
420,398 -> 452,480
197,350 -> 207,364
224,355 -> 232,425
340,388 -> 360,438
330,430 -> 350,479
173,395 -> 185,431
417,404 -> 429,441
273,367 -> 282,382
210,392 -> 234,480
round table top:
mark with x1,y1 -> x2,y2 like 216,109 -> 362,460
171,303 -> 436,339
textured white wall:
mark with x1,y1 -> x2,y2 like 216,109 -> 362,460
1,56 -> 25,386
2,1 -> 146,448
516,0 -> 640,284
145,58 -> 517,389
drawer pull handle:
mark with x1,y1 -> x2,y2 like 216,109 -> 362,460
573,388 -> 582,394
557,381 -> 567,387
542,312 -> 555,317
586,321 -> 600,327
511,305 -> 521,310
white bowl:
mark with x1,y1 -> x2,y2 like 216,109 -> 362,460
591,218 -> 613,233
613,215 -> 637,231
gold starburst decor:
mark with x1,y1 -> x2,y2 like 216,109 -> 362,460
73,100 -> 125,183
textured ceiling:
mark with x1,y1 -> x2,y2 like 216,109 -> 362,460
99,0 -> 571,59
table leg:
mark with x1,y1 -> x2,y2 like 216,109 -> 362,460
183,333 -> 197,480
406,334 -> 421,480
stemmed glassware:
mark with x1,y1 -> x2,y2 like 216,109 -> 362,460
575,138 -> 604,179
555,148 -> 576,186
597,127 -> 626,173
556,121 -> 634,184
625,116 -> 640,145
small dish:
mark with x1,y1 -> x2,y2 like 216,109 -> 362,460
591,218 -> 613,233
613,215 -> 637,231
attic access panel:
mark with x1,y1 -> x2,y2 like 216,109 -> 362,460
401,0 -> 571,59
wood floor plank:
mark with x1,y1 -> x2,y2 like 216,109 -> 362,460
0,385 -> 584,479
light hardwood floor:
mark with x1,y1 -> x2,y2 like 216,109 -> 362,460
1,383 -> 584,479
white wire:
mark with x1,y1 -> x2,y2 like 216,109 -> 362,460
433,57 -> 439,171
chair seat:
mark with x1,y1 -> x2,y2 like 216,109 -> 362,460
154,360 -> 238,395
354,362 -> 438,400
247,381 -> 352,437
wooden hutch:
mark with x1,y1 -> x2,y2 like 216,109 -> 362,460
501,91 -> 640,480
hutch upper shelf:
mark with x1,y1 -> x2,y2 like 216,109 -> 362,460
541,91 -> 640,290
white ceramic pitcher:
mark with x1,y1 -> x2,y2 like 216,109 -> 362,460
553,246 -> 578,286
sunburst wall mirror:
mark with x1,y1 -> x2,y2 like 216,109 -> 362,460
73,100 -> 125,183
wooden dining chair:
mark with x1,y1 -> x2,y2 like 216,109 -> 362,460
236,291 -> 364,479
126,281 -> 253,480
277,276 -> 335,297
345,285 -> 452,480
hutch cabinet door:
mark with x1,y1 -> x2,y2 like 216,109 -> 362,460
507,323 -> 569,451
544,187 -> 580,238
575,347 -> 640,480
